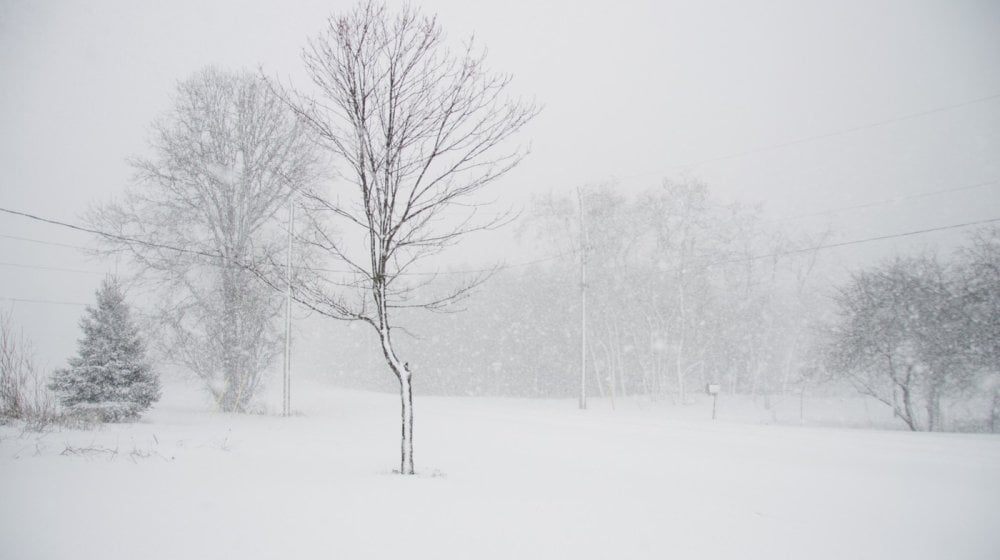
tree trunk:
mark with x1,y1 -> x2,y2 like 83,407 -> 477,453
378,325 -> 415,475
675,344 -> 686,405
901,381 -> 918,431
589,345 -> 605,399
598,340 -> 616,410
990,390 -> 1000,433
399,371 -> 414,475
220,263 -> 243,412
926,384 -> 942,432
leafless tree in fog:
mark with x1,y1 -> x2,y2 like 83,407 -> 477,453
957,226 -> 1000,430
0,309 -> 54,423
92,67 -> 319,413
525,179 -> 821,406
826,255 -> 969,431
276,2 -> 538,474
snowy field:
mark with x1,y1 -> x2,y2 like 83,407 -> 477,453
3,379 -> 1000,560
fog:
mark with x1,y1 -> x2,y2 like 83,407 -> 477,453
2,0 -> 999,364
3,2 -> 1000,558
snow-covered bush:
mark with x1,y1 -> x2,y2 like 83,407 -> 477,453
49,278 -> 160,423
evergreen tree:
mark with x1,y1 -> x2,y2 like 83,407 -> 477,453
50,277 -> 160,422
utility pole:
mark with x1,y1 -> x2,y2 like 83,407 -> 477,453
282,198 -> 294,417
578,187 -> 587,410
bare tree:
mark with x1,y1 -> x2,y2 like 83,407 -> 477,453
93,67 -> 319,412
826,255 -> 969,431
0,309 -> 55,423
957,226 -> 1000,430
278,2 -> 538,474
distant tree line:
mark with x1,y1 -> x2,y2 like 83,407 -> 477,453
332,180 -> 830,405
326,185 -> 1000,433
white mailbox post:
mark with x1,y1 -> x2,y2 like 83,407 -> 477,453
706,383 -> 721,420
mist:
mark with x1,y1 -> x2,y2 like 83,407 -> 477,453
2,1 -> 1000,558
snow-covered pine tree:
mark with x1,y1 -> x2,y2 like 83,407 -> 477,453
49,277 -> 160,422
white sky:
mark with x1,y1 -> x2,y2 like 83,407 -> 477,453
2,0 -> 999,364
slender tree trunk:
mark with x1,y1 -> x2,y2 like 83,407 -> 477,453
901,381 -> 918,431
589,345 -> 605,399
598,340 -> 616,410
615,337 -> 627,399
926,383 -> 941,432
675,341 -> 686,405
378,323 -> 415,475
220,264 -> 241,412
990,389 -> 1000,433
399,370 -> 414,475
780,346 -> 796,396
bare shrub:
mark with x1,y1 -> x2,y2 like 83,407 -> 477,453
0,309 -> 56,425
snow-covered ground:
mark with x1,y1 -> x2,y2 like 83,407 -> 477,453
2,379 -> 999,560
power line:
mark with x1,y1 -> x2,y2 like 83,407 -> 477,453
0,207 -> 220,260
4,217 -> 995,294
0,297 -> 87,307
3,92 -> 997,274
796,217 -> 1000,253
0,205 -> 574,277
0,261 -> 105,275
529,216 -> 1000,275
767,178 -> 1000,224
3,204 -> 995,278
611,90 -> 1000,181
692,91 -> 1000,171
698,216 -> 1000,271
5,175 -> 995,266
0,233 -> 88,250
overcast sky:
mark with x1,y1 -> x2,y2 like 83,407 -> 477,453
2,0 -> 999,364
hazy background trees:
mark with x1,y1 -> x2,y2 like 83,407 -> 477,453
310,179 -> 999,432
323,179 -> 829,406
92,67 -> 319,412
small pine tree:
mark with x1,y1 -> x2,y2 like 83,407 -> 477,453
49,277 -> 160,422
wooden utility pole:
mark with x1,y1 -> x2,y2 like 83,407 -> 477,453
282,198 -> 294,417
578,187 -> 588,410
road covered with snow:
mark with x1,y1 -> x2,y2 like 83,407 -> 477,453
3,380 -> 999,559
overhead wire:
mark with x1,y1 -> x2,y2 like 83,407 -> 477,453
0,233 -> 88,250
0,296 -> 88,307
3,204 -> 997,280
0,206 -> 575,278
3,91 -> 999,286
0,207 -> 219,260
765,178 -> 1000,224
695,216 -> 1000,272
0,261 -> 105,275
615,90 -> 1000,180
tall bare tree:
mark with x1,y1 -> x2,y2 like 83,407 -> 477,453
279,2 -> 538,474
826,255 -> 969,431
957,226 -> 1000,430
93,67 -> 319,412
